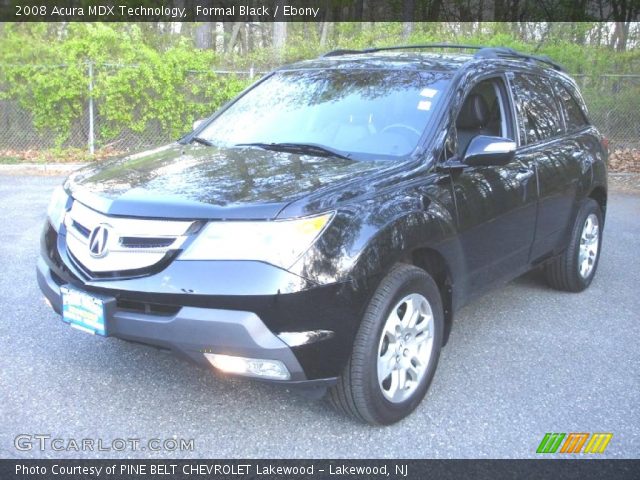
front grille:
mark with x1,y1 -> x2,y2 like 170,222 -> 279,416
72,220 -> 90,237
120,236 -> 176,249
64,200 -> 195,276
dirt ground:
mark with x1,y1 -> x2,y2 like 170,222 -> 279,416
610,173 -> 640,194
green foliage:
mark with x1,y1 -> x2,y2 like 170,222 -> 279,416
0,23 -> 250,148
0,22 -> 638,155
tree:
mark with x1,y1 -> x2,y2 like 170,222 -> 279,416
194,22 -> 214,49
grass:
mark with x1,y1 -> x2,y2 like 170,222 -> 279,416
0,156 -> 24,164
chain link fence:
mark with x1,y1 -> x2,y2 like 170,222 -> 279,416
573,74 -> 640,172
0,62 -> 258,162
1,64 -> 639,171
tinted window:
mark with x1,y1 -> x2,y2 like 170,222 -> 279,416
511,73 -> 563,145
555,82 -> 589,131
199,69 -> 451,160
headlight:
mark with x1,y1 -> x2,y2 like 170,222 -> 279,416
180,212 -> 334,269
47,185 -> 69,232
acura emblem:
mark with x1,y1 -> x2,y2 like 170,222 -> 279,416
88,224 -> 110,258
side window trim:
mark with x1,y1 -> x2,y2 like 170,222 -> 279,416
505,71 -> 524,147
495,73 -> 517,141
494,82 -> 509,139
551,79 -> 569,134
509,71 -> 565,148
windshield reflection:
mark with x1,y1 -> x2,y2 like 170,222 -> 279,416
199,69 -> 451,160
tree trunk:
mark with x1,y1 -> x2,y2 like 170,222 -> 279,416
493,0 -> 505,21
402,22 -> 413,41
354,0 -> 364,20
319,6 -> 332,48
402,0 -> 415,40
426,0 -> 443,21
227,21 -> 242,53
272,23 -> 287,58
214,22 -> 224,52
619,21 -> 629,51
241,23 -> 249,54
222,22 -> 233,52
194,22 -> 214,50
611,21 -> 630,51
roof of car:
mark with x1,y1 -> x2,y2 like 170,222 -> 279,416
280,46 -> 567,78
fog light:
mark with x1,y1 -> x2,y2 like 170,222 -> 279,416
204,353 -> 290,381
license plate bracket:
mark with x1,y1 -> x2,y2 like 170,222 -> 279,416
60,286 -> 111,336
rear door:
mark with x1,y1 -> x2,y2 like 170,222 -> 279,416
508,72 -> 582,260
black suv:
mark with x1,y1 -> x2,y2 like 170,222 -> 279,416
38,45 -> 607,425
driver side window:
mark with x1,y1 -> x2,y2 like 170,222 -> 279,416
448,77 -> 514,159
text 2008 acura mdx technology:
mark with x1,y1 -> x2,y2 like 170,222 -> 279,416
38,45 -> 607,424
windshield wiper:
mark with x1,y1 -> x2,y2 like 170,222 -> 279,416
191,136 -> 215,146
235,142 -> 352,160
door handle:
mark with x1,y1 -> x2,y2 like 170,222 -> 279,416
516,166 -> 535,202
517,166 -> 535,181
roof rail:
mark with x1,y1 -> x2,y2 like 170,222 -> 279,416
322,49 -> 369,57
320,43 -> 565,71
321,44 -> 484,57
474,47 -> 565,71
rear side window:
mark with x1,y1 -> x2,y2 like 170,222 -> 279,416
510,73 -> 563,145
555,81 -> 589,131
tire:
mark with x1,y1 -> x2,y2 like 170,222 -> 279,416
328,264 -> 444,425
544,199 -> 603,292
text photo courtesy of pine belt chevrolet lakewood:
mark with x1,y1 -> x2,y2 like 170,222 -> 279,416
38,45 -> 607,425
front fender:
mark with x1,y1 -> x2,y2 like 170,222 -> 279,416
284,178 -> 463,367
288,177 -> 463,315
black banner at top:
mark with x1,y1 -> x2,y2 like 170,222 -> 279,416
1,0 -> 639,22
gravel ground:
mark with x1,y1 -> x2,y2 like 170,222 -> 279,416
610,173 -> 640,194
0,176 -> 638,459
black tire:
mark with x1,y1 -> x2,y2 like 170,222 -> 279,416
328,264 -> 444,425
544,199 -> 603,292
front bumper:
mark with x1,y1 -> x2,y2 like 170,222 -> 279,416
38,223 -> 366,383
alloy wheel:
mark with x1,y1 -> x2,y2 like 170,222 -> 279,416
578,213 -> 600,279
377,293 -> 434,403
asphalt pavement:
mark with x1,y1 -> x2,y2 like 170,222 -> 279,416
0,175 -> 638,459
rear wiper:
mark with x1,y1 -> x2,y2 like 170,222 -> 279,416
235,142 -> 352,160
191,136 -> 215,146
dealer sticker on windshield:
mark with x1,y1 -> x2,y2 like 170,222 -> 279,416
60,286 -> 107,336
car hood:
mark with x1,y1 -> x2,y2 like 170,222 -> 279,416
67,143 -> 391,219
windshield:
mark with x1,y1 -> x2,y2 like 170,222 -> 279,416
198,69 -> 451,160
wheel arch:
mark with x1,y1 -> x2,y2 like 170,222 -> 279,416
588,185 -> 607,225
299,194 -> 462,357
402,247 -> 455,346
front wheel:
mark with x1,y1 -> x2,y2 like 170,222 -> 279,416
545,199 -> 603,292
328,264 -> 443,425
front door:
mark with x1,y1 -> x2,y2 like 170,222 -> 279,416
447,76 -> 538,298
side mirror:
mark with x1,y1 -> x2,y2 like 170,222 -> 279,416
463,135 -> 516,167
192,119 -> 206,131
